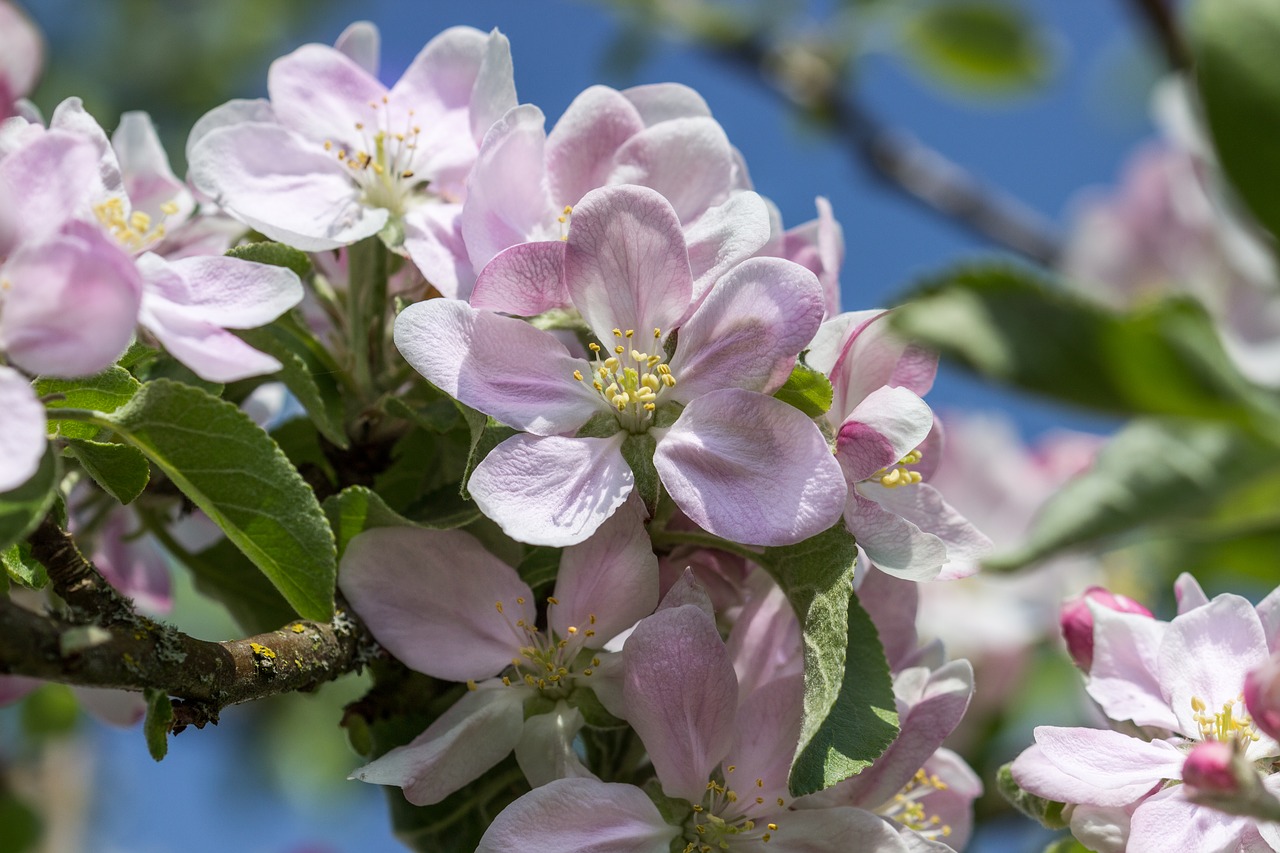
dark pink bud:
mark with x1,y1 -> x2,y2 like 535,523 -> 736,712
1060,586 -> 1153,672
1182,741 -> 1241,795
1245,652 -> 1280,742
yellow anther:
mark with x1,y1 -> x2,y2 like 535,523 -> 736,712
625,329 -> 634,338
547,596 -> 559,606
589,342 -> 601,352
567,626 -> 578,635
767,823 -> 777,831
726,765 -> 736,773
604,357 -> 620,371
613,328 -> 623,337
573,370 -> 584,381
495,601 -> 504,613
160,200 -> 180,215
614,345 -> 625,354
466,680 -> 478,691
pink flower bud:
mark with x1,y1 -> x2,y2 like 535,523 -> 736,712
1245,652 -> 1280,742
1182,741 -> 1241,795
1060,586 -> 1153,672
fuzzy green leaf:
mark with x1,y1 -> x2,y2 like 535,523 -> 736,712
773,361 -> 834,417
38,366 -> 140,440
99,380 -> 335,620
224,240 -> 313,280
64,439 -> 150,505
3,543 -> 47,590
324,486 -> 419,559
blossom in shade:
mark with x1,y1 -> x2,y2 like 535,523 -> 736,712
188,22 -> 516,298
338,496 -> 658,804
395,183 -> 845,547
806,310 -> 990,581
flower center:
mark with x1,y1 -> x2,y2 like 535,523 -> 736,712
93,196 -> 180,254
681,767 -> 786,851
1191,695 -> 1261,746
487,596 -> 601,698
324,95 -> 426,216
575,327 -> 678,433
868,449 -> 924,489
877,768 -> 953,841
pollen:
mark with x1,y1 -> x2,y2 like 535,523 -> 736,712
870,448 -> 925,489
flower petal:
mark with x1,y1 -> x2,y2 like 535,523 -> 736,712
564,184 -> 693,347
623,603 -> 738,801
402,201 -> 473,300
333,21 -> 380,76
338,526 -> 533,681
766,807 -> 911,853
0,366 -> 45,492
350,682 -> 527,806
1017,727 -> 1184,807
723,674 -> 804,810
622,83 -> 712,124
1175,572 -> 1210,614
854,566 -> 920,672
393,298 -> 601,434
0,2 -> 42,102
861,483 -> 992,579
185,98 -> 274,167
835,386 -> 935,483
469,240 -> 569,316
112,111 -> 193,225
1087,605 -> 1178,730
844,490 -> 947,582
668,257 -> 824,401
656,389 -> 846,546
552,494 -> 658,645
476,778 -> 676,853
139,304 -> 282,383
0,129 -> 99,250
1128,787 -> 1250,853
268,43 -> 385,147
545,85 -> 644,207
139,253 -> 302,329
469,433 -> 634,547
607,117 -> 733,223
683,191 -> 773,302
515,702 -> 596,788
727,581 -> 803,702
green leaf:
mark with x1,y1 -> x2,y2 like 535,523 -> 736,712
1042,838 -> 1098,853
773,360 -> 834,417
324,486 -> 419,559
3,542 -> 48,590
620,433 -> 660,517
0,445 -> 60,553
893,263 -> 1280,432
64,439 -> 150,504
516,546 -> 561,593
143,688 -> 173,761
758,525 -> 898,795
990,419 -> 1276,570
177,537 -> 295,634
38,366 -> 141,440
384,396 -> 464,434
0,792 -> 40,853
236,312 -> 349,448
224,240 -> 313,280
1191,0 -> 1280,241
998,763 -> 1069,829
456,402 -> 517,500
20,684 -> 79,738
901,1 -> 1053,94
98,380 -> 336,621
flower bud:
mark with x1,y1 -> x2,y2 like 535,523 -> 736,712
1244,651 -> 1280,742
1060,587 -> 1153,672
1182,741 -> 1240,796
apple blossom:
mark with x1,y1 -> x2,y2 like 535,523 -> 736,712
394,183 -> 845,547
1061,586 -> 1153,672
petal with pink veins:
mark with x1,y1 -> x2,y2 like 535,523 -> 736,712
402,201 -> 474,300
765,807 -> 912,853
1128,786 -> 1252,853
469,433 -> 634,547
1020,727 -> 1185,807
606,117 -> 733,223
863,483 -> 992,579
112,111 -> 193,225
0,129 -> 100,251
339,526 -> 533,681
682,192 -> 773,303
139,253 -> 302,329
469,240 -> 568,316
139,304 -> 283,383
727,582 -> 803,702
655,389 -> 846,547
622,83 -> 712,124
545,85 -> 644,207
1086,605 -> 1178,730
722,674 -> 804,815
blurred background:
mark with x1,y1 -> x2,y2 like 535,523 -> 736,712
0,0 -> 1192,850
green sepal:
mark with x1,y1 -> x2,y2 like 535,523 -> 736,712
0,445 -> 60,553
456,402 -> 517,500
64,438 -> 150,505
570,686 -> 626,728
997,763 -> 1070,829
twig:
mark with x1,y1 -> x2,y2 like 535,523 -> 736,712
1126,0 -> 1192,71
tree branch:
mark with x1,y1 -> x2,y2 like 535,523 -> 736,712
711,37 -> 1063,266
1125,0 -> 1191,71
7,517 -> 377,732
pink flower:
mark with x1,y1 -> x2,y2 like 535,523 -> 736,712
338,497 -> 658,804
188,23 -> 516,298
758,196 -> 845,318
394,184 -> 845,547
1060,586 -> 1153,672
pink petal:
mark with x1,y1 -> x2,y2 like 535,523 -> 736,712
667,257 -> 824,401
1159,594 -> 1270,739
683,191 -> 773,302
1257,587 -> 1280,655
835,386 -> 935,483
1022,727 -> 1184,807
0,366 -> 45,492
622,83 -> 712,124
0,129 -> 99,250
188,122 -> 386,251
391,27 -> 512,139
139,303 -> 283,383
112,111 -> 193,226
0,675 -> 40,707
824,310 -> 936,424
623,604 -> 738,801
338,526 -> 533,681
476,778 -> 677,853
607,117 -> 734,223
94,510 -> 171,615
551,494 -> 658,645
656,389 -> 846,546
185,98 -> 274,167
854,566 -> 920,672
844,490 -> 947,581
514,703 -> 596,787
393,298 -> 602,435
722,674 -> 804,811
466,29 -> 518,145
460,104 -> 556,273
727,582 -> 803,702
655,567 -> 717,617
351,682 -> 527,806
0,225 -> 141,377
765,807 -> 911,853
1174,572 -> 1210,614
139,253 -> 302,329
333,22 -> 380,77
469,240 -> 569,316
469,433 -> 634,547
402,202 -> 473,301
778,196 -> 845,317
564,185 -> 692,347
1128,787 -> 1251,853
268,43 -> 385,147
1087,606 -> 1178,730
0,2 -> 42,101
863,483 -> 992,578
74,686 -> 147,727
545,85 -> 644,207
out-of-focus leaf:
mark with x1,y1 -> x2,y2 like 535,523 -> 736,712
64,439 -> 150,505
901,1 -> 1053,93
774,361 -> 834,417
998,763 -> 1069,829
38,367 -> 140,440
893,263 -> 1280,432
0,793 -> 40,853
1192,0 -> 1280,241
143,688 -> 173,761
20,684 -> 79,739
179,537 -> 295,635
757,525 -> 899,795
0,446 -> 59,553
99,380 -> 336,620
1042,837 -> 1097,853
989,419 -> 1277,570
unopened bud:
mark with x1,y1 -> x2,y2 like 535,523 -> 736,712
1244,651 -> 1280,742
1182,741 -> 1240,796
1060,587 -> 1153,672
